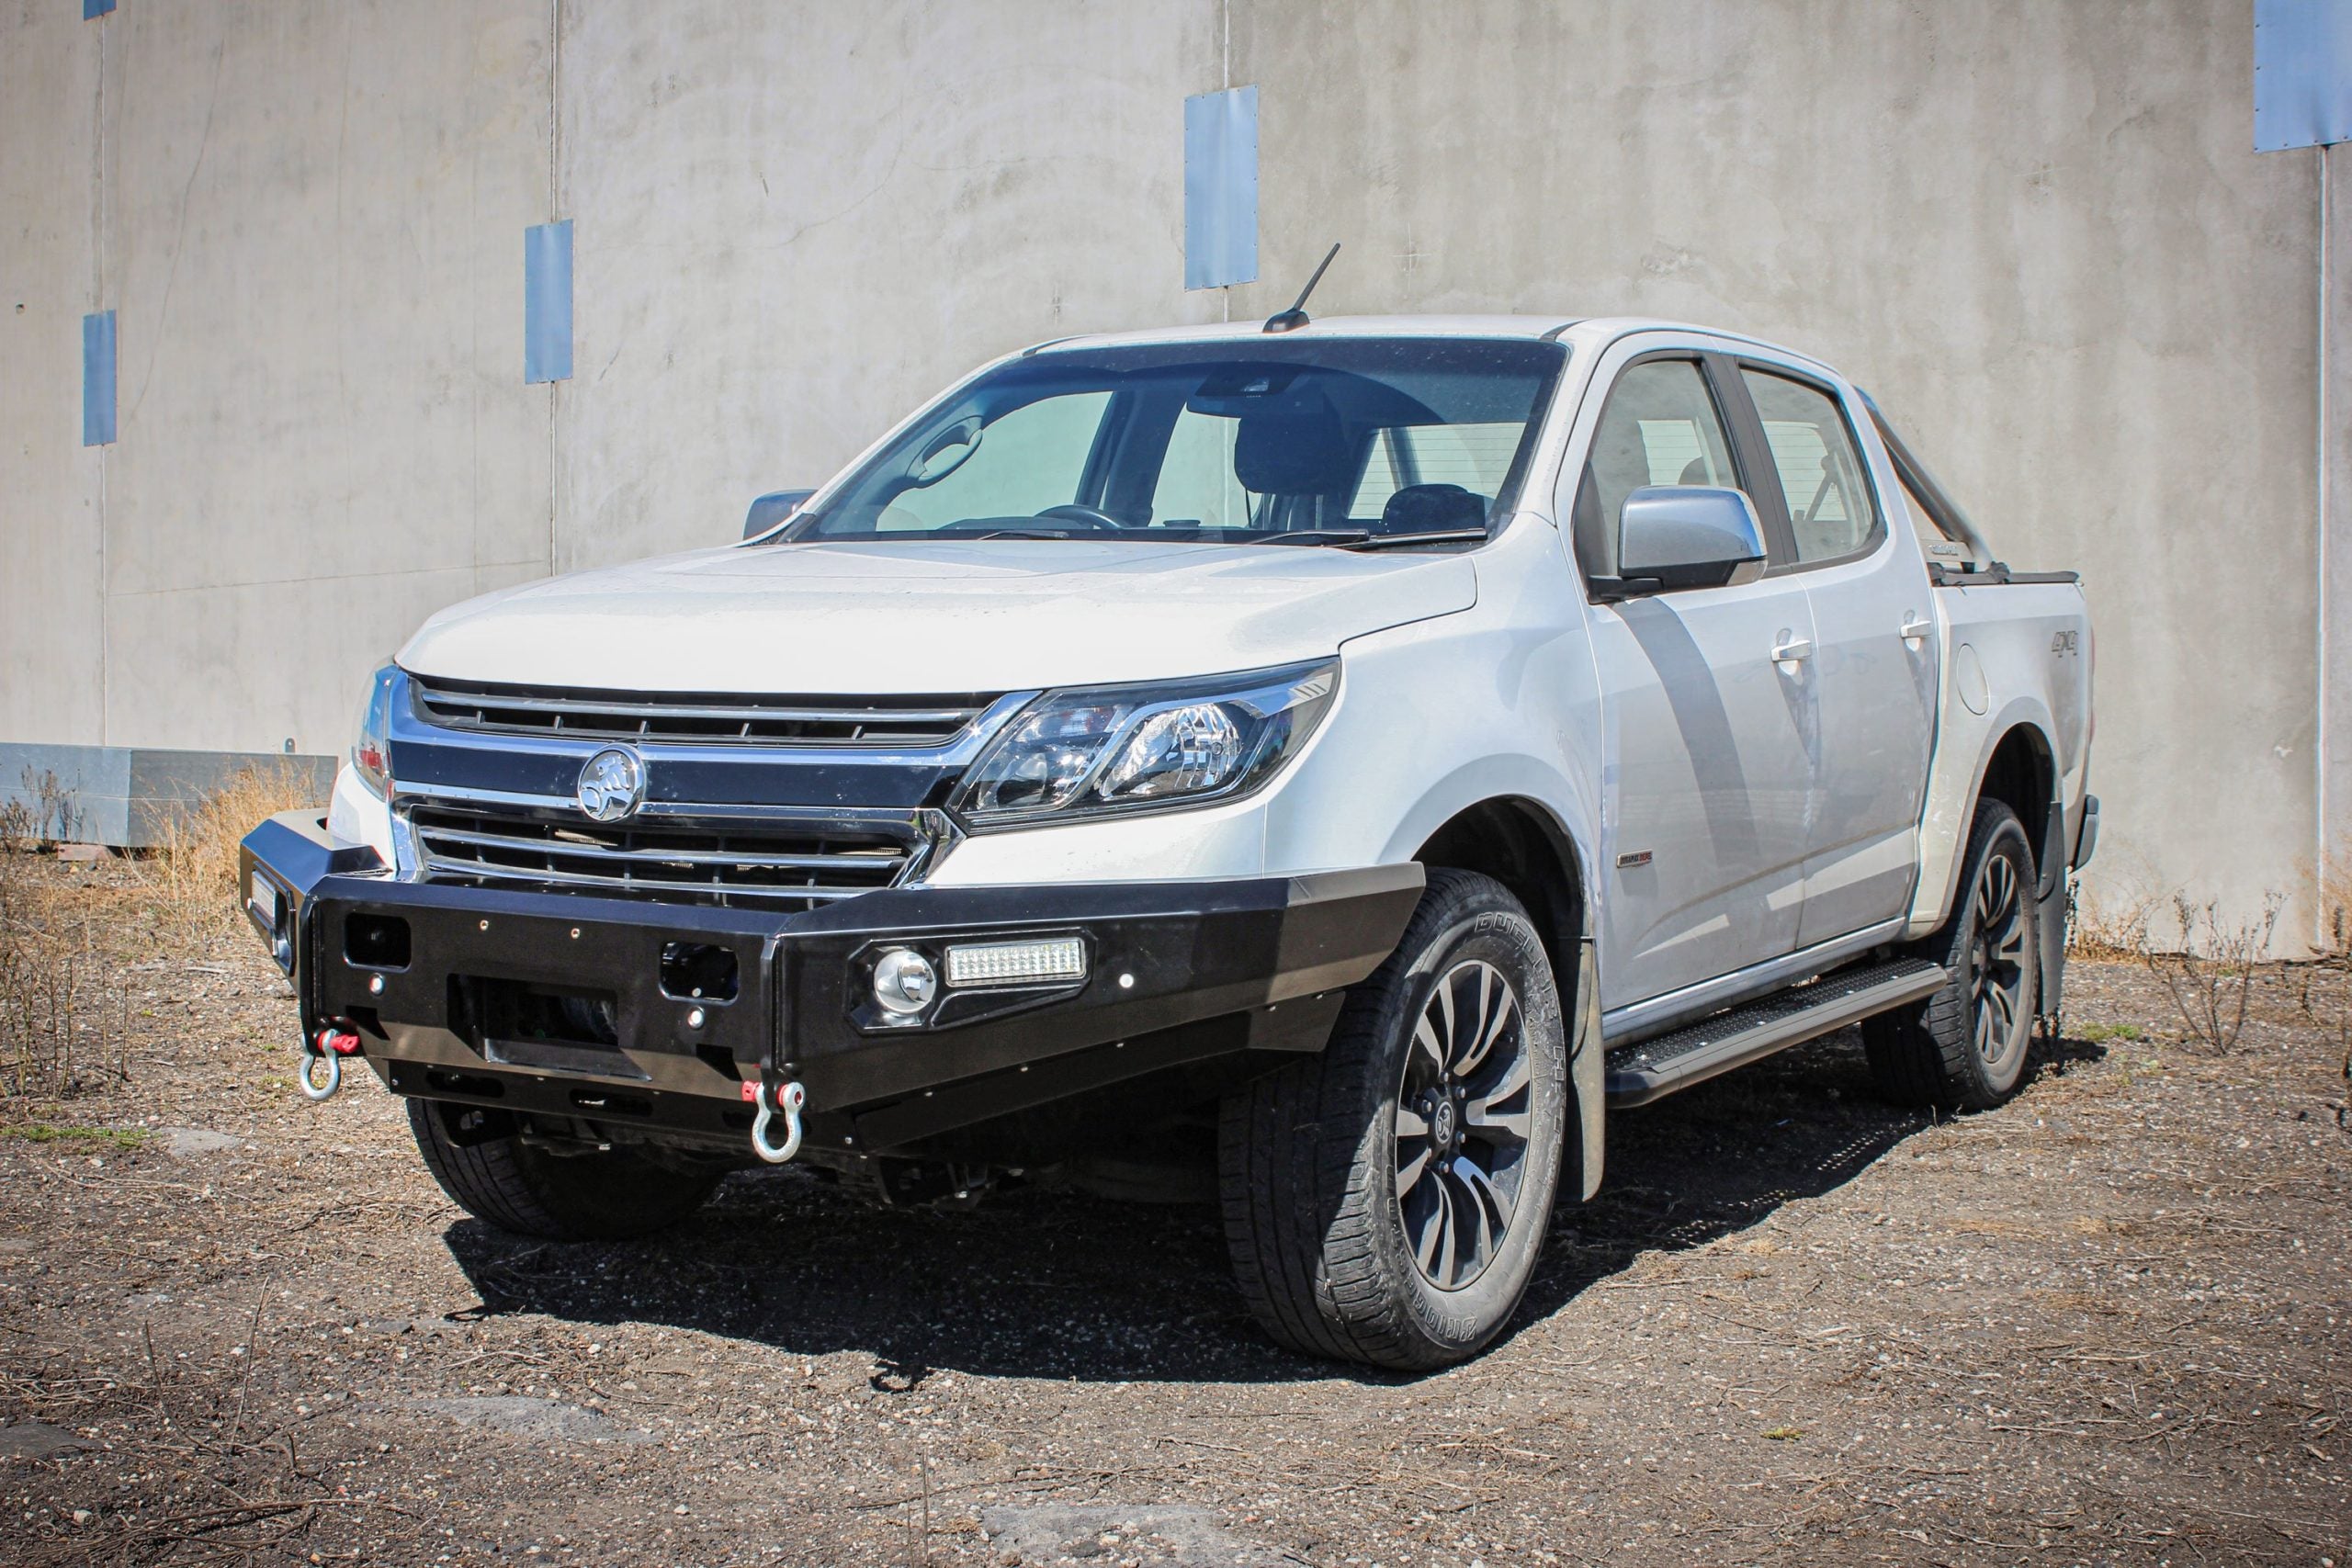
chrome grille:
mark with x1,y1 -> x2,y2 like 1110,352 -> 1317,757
407,802 -> 919,910
411,677 -> 997,749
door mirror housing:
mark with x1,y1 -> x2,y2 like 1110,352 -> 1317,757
743,489 -> 817,540
1592,486 -> 1768,600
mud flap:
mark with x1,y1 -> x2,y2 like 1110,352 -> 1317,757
1570,937 -> 1604,1201
2036,793 -> 2068,1027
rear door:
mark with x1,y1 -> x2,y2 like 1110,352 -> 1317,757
1726,360 -> 1939,946
1568,346 -> 1816,1010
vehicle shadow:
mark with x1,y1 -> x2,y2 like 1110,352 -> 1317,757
440,1027 -> 2104,1386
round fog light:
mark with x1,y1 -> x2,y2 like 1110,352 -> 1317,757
872,948 -> 938,1016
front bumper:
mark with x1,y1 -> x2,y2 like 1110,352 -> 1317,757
240,810 -> 1421,1159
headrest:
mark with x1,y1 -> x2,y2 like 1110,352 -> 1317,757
1234,391 -> 1354,495
1380,483 -> 1487,535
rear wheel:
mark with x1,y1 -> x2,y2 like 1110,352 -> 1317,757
1863,797 -> 2040,1111
1218,869 -> 1568,1371
407,1100 -> 724,1241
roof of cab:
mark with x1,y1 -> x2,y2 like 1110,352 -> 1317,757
1023,314 -> 1820,368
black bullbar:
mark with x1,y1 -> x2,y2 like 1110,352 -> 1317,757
239,809 -> 1423,1159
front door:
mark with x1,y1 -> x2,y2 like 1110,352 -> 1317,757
1573,355 -> 1816,1010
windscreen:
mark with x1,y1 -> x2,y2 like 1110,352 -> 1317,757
786,338 -> 1566,544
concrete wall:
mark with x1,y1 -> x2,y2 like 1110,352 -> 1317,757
0,0 -> 2337,948
3,0 -> 554,758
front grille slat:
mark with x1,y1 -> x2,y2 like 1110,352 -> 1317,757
408,803 -> 918,911
412,676 -> 996,749
416,822 -> 898,874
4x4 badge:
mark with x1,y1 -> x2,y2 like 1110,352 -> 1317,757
576,747 -> 646,823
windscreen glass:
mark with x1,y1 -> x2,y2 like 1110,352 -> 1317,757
787,338 -> 1566,544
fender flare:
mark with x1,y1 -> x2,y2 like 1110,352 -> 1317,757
1907,694 -> 2060,940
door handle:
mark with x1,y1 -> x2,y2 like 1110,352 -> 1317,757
1900,613 -> 1933,643
1770,635 -> 1813,664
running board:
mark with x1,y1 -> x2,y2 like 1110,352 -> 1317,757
1604,958 -> 1948,1108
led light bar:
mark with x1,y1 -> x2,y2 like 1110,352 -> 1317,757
944,937 -> 1087,989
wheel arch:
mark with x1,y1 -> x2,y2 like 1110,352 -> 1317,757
1908,695 -> 2063,939
1975,722 -> 2059,889
1407,795 -> 1589,974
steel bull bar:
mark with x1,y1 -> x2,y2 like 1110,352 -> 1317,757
239,810 -> 1422,1164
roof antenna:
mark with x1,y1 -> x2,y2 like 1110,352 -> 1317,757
1262,243 -> 1340,334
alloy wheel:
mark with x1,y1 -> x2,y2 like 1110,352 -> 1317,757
1969,850 -> 2030,1066
1394,959 -> 1534,1291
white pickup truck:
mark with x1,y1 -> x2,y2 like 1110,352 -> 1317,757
240,313 -> 2093,1370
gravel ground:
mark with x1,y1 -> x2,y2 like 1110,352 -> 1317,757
2,857 -> 2347,1566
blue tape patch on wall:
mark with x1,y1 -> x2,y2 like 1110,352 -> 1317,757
84,0 -> 116,19
524,220 -> 573,384
82,310 -> 116,446
2257,0 -> 2352,151
1184,85 -> 1259,290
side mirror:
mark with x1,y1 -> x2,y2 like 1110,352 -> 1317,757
743,489 -> 816,540
1594,486 -> 1767,600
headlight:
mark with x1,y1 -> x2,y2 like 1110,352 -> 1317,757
954,660 -> 1337,827
351,664 -> 399,799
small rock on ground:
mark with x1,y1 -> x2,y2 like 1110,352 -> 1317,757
0,1421 -> 85,1460
163,1127 -> 245,1158
411,1396 -> 653,1446
981,1504 -> 1281,1567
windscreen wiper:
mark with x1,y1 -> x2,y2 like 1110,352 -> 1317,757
1246,527 -> 1493,550
1247,529 -> 1373,547
1338,528 -> 1491,552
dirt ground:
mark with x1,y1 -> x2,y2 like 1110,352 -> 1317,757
2,854 -> 2347,1567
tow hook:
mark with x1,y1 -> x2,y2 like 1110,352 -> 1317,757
746,1078 -> 808,1165
300,1023 -> 363,1102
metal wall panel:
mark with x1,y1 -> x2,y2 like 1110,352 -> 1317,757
524,220 -> 573,383
2257,0 -> 2352,151
82,310 -> 115,446
1183,85 -> 1258,289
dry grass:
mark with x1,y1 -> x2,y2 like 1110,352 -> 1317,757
2065,882 -> 2160,963
0,850 -> 126,1101
141,761 -> 323,936
2,764 -> 319,1106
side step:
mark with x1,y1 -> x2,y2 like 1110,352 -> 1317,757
1604,957 -> 1948,1108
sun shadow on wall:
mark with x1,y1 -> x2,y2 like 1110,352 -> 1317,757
439,1029 -> 2101,1386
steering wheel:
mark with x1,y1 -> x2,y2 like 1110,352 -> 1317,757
1035,503 -> 1128,532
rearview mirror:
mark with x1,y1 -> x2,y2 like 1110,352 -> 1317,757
1595,486 -> 1767,600
743,489 -> 816,540
908,416 -> 983,487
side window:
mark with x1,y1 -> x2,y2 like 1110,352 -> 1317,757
879,391 -> 1113,531
1739,370 -> 1883,565
1568,359 -> 1737,578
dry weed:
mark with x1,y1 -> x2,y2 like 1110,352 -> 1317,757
2142,892 -> 2284,1053
0,850 -> 128,1100
2066,883 -> 2160,963
143,762 -> 323,934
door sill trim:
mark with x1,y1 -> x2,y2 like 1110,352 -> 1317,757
1601,917 -> 1907,1044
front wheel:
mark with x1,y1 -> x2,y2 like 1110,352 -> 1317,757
407,1100 -> 725,1241
1218,869 -> 1569,1371
1863,797 -> 2041,1111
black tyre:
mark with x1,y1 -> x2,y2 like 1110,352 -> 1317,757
407,1100 -> 724,1241
1218,869 -> 1569,1371
1863,797 -> 2040,1111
